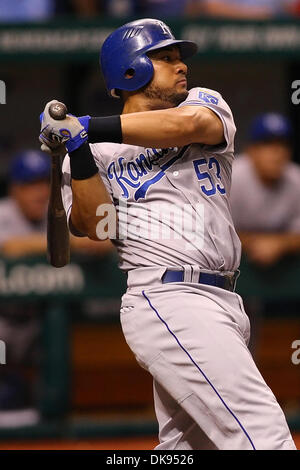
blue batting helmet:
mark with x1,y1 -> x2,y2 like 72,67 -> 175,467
100,18 -> 198,98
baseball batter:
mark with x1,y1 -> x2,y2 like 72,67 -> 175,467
39,19 -> 296,450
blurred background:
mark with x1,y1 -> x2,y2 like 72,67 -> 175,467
1,0 -> 300,450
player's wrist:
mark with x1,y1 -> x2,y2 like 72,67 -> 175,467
77,115 -> 91,133
65,130 -> 88,153
69,142 -> 98,180
88,116 -> 122,144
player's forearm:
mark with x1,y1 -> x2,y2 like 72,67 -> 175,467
238,231 -> 300,262
89,107 -> 219,148
237,231 -> 256,250
66,143 -> 115,241
1,234 -> 46,257
278,233 -> 300,255
120,107 -> 198,147
70,173 -> 113,241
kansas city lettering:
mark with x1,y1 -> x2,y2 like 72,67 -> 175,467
107,147 -> 174,198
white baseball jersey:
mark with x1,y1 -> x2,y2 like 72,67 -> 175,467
62,87 -> 241,274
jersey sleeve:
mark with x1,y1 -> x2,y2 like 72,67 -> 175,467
178,87 -> 236,155
61,144 -> 113,236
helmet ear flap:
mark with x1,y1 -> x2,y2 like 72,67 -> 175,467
112,67 -> 136,98
125,55 -> 154,92
110,54 -> 154,97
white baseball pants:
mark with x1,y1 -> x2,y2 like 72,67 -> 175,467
120,267 -> 296,450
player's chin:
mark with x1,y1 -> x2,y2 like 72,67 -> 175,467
172,89 -> 189,105
175,82 -> 188,95
175,83 -> 187,93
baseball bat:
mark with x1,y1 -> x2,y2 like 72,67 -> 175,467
47,101 -> 70,267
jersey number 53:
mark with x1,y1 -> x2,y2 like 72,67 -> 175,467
193,157 -> 226,196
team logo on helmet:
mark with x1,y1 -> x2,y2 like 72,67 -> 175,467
156,20 -> 174,38
123,26 -> 144,41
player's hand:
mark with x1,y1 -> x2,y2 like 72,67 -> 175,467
39,100 -> 88,153
245,234 -> 285,266
40,141 -> 67,158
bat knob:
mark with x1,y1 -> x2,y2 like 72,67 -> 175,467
49,101 -> 68,120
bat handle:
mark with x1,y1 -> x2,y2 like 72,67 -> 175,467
49,101 -> 68,120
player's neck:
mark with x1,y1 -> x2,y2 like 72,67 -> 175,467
122,94 -> 171,114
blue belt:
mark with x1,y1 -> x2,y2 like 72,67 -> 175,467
162,270 -> 239,292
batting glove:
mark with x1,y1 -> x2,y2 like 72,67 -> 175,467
39,100 -> 88,153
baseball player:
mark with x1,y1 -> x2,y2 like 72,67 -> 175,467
39,19 -> 296,450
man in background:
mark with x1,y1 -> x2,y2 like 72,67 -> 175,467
0,150 -> 113,257
230,113 -> 300,354
0,150 -> 113,417
0,150 -> 50,418
231,112 -> 300,267
0,150 -> 50,257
